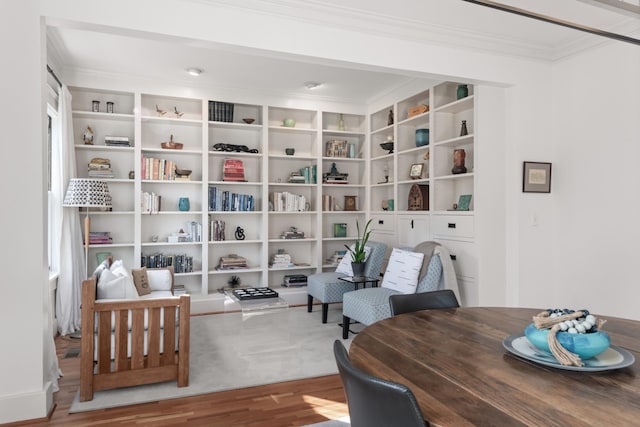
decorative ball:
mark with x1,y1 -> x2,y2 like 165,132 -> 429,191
524,323 -> 610,360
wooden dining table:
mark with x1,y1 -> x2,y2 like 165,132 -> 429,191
348,307 -> 640,426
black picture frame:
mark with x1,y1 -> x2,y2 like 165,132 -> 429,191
409,163 -> 424,179
523,161 -> 552,193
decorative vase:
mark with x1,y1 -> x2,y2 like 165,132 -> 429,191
351,262 -> 365,278
338,113 -> 345,131
451,149 -> 467,174
460,120 -> 468,136
415,128 -> 429,147
178,197 -> 190,211
457,84 -> 468,100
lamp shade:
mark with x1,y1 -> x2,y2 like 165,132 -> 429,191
63,178 -> 113,208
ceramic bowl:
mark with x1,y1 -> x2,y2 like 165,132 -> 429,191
242,118 -> 255,124
524,323 -> 610,360
379,141 -> 394,154
283,118 -> 296,127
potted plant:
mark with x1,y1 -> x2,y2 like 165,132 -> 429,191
345,218 -> 372,278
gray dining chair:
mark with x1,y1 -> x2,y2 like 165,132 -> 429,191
333,340 -> 427,427
389,289 -> 459,316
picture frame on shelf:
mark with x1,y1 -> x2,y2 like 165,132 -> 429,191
410,163 -> 424,180
522,161 -> 552,193
456,194 -> 472,211
333,223 -> 347,238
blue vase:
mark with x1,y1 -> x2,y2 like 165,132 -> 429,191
178,197 -> 190,211
457,84 -> 468,100
415,129 -> 429,147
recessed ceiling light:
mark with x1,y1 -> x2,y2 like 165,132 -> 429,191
304,81 -> 321,89
186,68 -> 203,76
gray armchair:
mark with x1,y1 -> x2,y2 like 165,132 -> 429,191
342,242 -> 460,338
307,240 -> 387,323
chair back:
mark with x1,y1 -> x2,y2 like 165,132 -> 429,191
389,289 -> 460,316
333,340 -> 426,427
362,240 -> 387,279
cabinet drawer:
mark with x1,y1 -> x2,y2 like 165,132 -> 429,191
432,215 -> 474,239
435,239 -> 476,279
371,214 -> 395,233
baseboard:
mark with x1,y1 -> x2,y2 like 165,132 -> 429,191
0,381 -> 54,424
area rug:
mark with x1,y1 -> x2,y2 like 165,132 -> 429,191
70,304 -> 361,413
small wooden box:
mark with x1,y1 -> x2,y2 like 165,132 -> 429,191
408,104 -> 429,118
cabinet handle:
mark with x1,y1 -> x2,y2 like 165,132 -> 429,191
378,220 -> 384,225
450,254 -> 457,261
411,220 -> 414,228
448,223 -> 456,229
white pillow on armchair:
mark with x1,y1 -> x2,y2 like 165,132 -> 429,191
336,245 -> 371,276
380,248 -> 425,294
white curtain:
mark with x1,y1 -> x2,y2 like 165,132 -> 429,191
55,85 -> 85,336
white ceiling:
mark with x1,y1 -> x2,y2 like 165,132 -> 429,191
47,0 -> 639,104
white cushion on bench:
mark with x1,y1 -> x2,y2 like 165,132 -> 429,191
97,268 -> 139,300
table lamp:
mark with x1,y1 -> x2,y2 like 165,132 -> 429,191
63,178 -> 112,275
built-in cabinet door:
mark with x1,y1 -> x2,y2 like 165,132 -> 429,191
398,214 -> 429,248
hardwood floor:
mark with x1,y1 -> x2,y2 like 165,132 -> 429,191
11,333 -> 348,426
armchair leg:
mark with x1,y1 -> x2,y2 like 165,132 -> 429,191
322,303 -> 329,324
342,315 -> 351,339
307,295 -> 313,312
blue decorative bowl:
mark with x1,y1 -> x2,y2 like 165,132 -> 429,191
524,323 -> 610,360
415,129 -> 429,147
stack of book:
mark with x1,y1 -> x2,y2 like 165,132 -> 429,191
283,274 -> 308,287
323,173 -> 349,184
281,229 -> 305,239
173,284 -> 187,296
104,135 -> 131,147
88,157 -> 114,178
217,254 -> 248,270
222,158 -> 246,182
208,101 -> 235,122
326,250 -> 347,266
270,251 -> 293,268
288,171 -> 306,184
88,231 -> 112,245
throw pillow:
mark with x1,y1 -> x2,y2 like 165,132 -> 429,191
132,267 -> 152,296
380,248 -> 425,294
97,268 -> 139,300
147,268 -> 173,292
92,258 -> 111,281
336,245 -> 371,276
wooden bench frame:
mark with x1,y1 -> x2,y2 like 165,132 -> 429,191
79,276 -> 190,402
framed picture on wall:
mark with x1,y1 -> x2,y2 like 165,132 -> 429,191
523,161 -> 552,193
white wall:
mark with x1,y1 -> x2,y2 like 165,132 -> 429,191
551,39 -> 640,320
5,0 -> 638,422
0,1 -> 53,424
